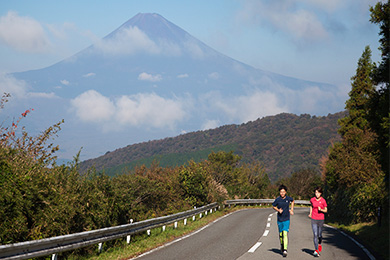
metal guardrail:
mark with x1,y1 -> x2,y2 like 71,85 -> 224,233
0,202 -> 219,260
224,199 -> 310,206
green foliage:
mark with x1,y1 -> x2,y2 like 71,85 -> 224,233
207,151 -> 241,185
79,112 -> 344,182
369,1 -> 390,185
370,1 -> 390,87
325,128 -> 385,223
338,46 -> 374,136
178,161 -> 210,207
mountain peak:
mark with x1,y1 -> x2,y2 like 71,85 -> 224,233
106,12 -> 188,42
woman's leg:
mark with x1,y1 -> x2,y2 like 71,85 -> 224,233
311,219 -> 319,250
318,220 -> 324,251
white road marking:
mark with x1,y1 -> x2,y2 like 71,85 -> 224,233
263,230 -> 269,236
248,242 -> 262,253
267,223 -> 271,228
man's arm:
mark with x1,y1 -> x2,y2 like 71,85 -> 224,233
289,200 -> 294,215
273,206 -> 282,213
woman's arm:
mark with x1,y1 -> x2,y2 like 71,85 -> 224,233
309,206 -> 312,218
319,206 -> 328,213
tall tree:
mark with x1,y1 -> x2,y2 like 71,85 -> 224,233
338,46 -> 375,136
324,47 -> 386,223
369,1 -> 390,182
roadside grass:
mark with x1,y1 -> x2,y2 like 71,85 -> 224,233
328,219 -> 389,260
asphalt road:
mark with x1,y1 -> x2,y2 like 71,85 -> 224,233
132,208 -> 374,260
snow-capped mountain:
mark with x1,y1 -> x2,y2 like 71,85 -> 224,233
3,13 -> 344,160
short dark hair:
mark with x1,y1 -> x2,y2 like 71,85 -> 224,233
279,184 -> 288,192
315,187 -> 323,194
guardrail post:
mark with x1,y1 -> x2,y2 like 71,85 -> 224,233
184,218 -> 187,225
51,253 -> 57,260
147,230 -> 151,236
162,225 -> 166,231
199,213 -> 202,218
127,235 -> 131,244
174,222 -> 178,228
205,210 -> 208,216
193,215 -> 196,221
98,242 -> 103,254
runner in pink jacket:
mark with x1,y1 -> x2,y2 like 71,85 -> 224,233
309,187 -> 328,257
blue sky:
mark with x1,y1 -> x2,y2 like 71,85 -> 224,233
0,0 -> 381,87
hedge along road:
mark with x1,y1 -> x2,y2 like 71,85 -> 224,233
131,208 -> 373,260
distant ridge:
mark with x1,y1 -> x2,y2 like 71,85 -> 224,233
79,111 -> 345,181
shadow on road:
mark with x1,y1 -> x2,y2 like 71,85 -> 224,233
301,248 -> 314,256
268,248 -> 283,257
322,226 -> 371,260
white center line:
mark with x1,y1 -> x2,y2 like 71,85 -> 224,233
248,242 -> 262,253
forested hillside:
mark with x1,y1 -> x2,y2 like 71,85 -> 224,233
80,112 -> 345,181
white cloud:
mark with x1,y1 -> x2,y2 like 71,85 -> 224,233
184,40 -> 205,59
61,79 -> 69,85
202,119 -> 220,130
138,72 -> 162,82
0,11 -> 50,53
177,73 -> 189,78
94,26 -> 160,55
208,72 -> 220,80
70,90 -> 115,122
212,90 -> 287,123
116,93 -> 186,128
70,90 -> 187,129
279,84 -> 347,115
0,73 -> 57,100
0,73 -> 28,98
83,72 -> 96,78
237,1 -> 328,42
27,92 -> 57,99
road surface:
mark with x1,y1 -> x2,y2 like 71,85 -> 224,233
132,208 -> 373,260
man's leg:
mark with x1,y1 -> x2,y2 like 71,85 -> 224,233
282,230 -> 288,250
279,232 -> 284,251
278,221 -> 284,252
